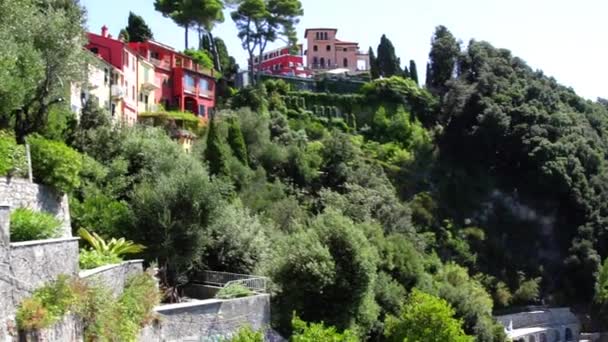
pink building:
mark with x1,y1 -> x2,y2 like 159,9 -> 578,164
250,45 -> 311,78
86,26 -> 139,126
304,28 -> 369,73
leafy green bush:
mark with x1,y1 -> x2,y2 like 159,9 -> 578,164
228,325 -> 264,342
215,283 -> 254,299
184,49 -> 214,69
79,249 -> 122,270
10,208 -> 61,242
291,315 -> 358,342
78,228 -> 145,270
27,134 -> 82,193
0,130 -> 28,177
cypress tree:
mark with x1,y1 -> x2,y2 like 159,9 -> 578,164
368,47 -> 379,79
125,11 -> 154,42
205,117 -> 229,176
409,60 -> 419,85
427,25 -> 460,95
376,34 -> 401,78
403,65 -> 410,79
227,117 -> 248,166
118,29 -> 130,42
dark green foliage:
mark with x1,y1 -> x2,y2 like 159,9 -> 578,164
125,11 -> 153,42
205,117 -> 230,176
78,96 -> 110,131
375,34 -> 402,78
272,210 -> 379,334
229,325 -> 265,342
427,25 -> 460,95
409,60 -> 419,85
10,208 -> 61,242
368,46 -> 379,79
27,134 -> 83,193
118,28 -> 129,42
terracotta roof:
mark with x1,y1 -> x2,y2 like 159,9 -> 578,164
304,28 -> 337,38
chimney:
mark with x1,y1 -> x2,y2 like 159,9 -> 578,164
101,25 -> 108,38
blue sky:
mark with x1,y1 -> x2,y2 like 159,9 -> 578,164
82,0 -> 607,100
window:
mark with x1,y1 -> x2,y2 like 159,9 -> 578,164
323,32 -> 328,40
90,47 -> 99,54
176,58 -> 182,67
313,57 -> 318,67
328,59 -> 331,67
185,74 -> 195,93
315,32 -> 320,40
132,56 -> 135,71
151,51 -> 160,60
343,48 -> 347,52
199,78 -> 209,94
198,104 -> 206,117
313,45 -> 318,52
326,45 -> 331,51
104,68 -> 109,84
132,86 -> 135,100
565,328 -> 573,341
343,58 -> 348,67
123,52 -> 129,68
139,92 -> 144,102
320,57 -> 325,68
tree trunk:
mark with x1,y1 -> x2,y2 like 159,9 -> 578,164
208,31 -> 222,73
184,24 -> 189,50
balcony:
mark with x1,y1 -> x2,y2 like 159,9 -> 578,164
111,85 -> 125,100
150,57 -> 172,71
141,78 -> 159,93
198,89 -> 214,98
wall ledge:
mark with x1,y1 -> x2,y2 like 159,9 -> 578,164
154,294 -> 270,313
79,259 -> 144,278
10,237 -> 79,248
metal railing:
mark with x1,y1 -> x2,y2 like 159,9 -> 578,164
196,270 -> 269,293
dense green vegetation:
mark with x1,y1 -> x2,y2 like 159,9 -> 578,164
3,0 -> 608,340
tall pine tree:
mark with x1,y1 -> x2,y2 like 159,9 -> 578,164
376,34 -> 401,78
125,12 -> 154,42
409,60 -> 419,85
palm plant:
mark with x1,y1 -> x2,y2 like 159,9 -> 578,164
78,228 -> 145,269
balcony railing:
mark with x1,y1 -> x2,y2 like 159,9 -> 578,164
110,85 -> 125,99
195,270 -> 269,293
198,89 -> 214,98
150,57 -> 172,71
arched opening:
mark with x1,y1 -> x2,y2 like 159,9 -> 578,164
320,57 -> 325,68
565,328 -> 573,341
313,57 -> 318,68
553,329 -> 560,342
529,336 -> 536,342
313,45 -> 318,52
540,333 -> 547,342
343,58 -> 348,67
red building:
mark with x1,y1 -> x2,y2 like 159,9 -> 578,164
251,45 -> 311,78
129,40 -> 218,118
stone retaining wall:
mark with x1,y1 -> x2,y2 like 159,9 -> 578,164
139,294 -> 271,342
0,177 -> 71,238
80,260 -> 144,297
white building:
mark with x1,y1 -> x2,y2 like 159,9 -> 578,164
495,307 -> 580,342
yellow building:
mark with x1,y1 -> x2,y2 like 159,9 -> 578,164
137,57 -> 159,113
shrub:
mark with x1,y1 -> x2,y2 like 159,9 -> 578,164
228,325 -> 264,342
17,272 -> 160,340
10,208 -> 61,242
215,283 -> 254,299
0,130 -> 28,178
27,134 -> 82,193
291,315 -> 358,342
78,228 -> 145,270
15,275 -> 85,331
79,249 -> 122,270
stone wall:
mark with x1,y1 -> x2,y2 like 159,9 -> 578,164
0,177 -> 71,238
140,294 -> 271,342
0,206 -> 12,341
19,315 -> 83,342
80,260 -> 144,297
